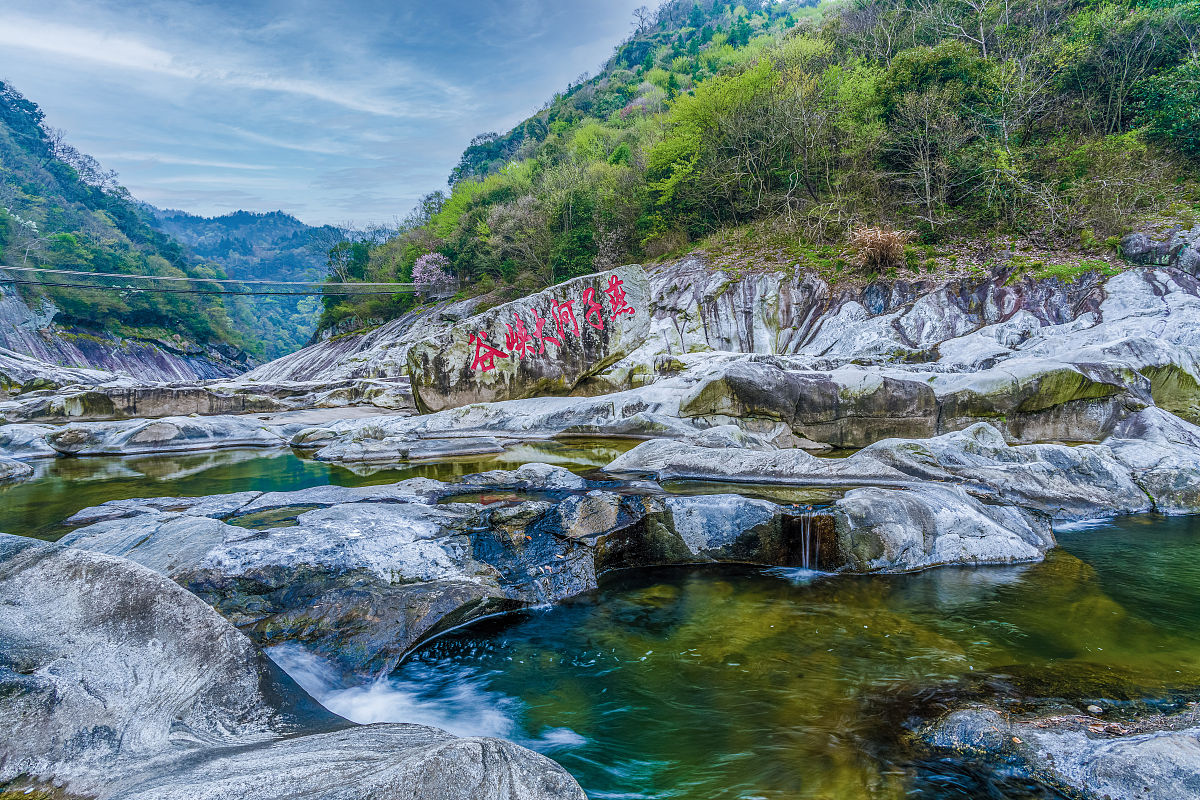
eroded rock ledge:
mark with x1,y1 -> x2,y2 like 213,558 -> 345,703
0,534 -> 583,800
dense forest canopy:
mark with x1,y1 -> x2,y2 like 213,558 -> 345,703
0,81 -> 248,351
321,0 -> 1199,332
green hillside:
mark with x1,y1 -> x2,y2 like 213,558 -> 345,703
321,0 -> 1199,331
150,209 -> 339,359
0,81 -> 250,354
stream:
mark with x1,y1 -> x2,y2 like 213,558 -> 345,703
5,445 -> 1199,798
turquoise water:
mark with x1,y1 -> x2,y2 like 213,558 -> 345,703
301,515 -> 1200,800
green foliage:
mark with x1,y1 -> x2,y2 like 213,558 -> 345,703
326,0 -> 1199,329
1136,59 -> 1200,158
0,82 -> 252,352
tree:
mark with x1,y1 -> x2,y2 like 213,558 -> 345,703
412,253 -> 454,287
1135,59 -> 1200,158
888,88 -> 972,226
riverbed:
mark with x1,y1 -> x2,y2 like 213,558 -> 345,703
6,446 -> 1199,798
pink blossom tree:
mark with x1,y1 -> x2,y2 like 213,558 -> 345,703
412,253 -> 453,288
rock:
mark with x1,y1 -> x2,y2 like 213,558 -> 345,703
64,492 -> 264,525
0,454 -> 33,482
0,346 -> 121,398
833,484 -> 1054,572
926,706 -> 1200,800
46,415 -> 286,456
605,418 -> 1200,519
462,462 -> 588,491
238,297 -> 478,383
407,265 -> 651,412
0,534 -> 585,799
312,434 -> 505,464
1106,408 -> 1200,514
0,422 -> 58,458
117,725 -> 587,800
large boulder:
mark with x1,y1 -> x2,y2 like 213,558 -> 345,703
926,706 -> 1200,800
833,484 -> 1054,572
0,534 -> 586,799
407,266 -> 651,412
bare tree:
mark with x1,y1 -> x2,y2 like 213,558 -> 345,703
633,5 -> 653,33
889,89 -> 973,227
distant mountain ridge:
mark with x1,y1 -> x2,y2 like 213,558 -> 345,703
147,208 -> 341,359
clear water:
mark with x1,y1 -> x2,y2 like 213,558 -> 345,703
0,438 -> 637,539
8,444 -> 1200,798
277,514 -> 1200,800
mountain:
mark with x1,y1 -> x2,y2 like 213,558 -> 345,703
0,81 -> 253,377
320,0 -> 1199,334
149,208 -> 340,359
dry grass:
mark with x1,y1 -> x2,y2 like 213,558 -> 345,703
847,227 -> 915,271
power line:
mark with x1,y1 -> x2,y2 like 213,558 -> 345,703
0,278 -> 413,296
0,264 -> 415,288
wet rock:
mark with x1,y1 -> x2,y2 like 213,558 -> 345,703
833,484 -> 1054,572
0,455 -> 33,483
0,422 -> 58,458
926,706 -> 1200,800
64,491 -> 263,525
0,534 -> 585,799
408,265 -> 651,412
46,415 -> 286,456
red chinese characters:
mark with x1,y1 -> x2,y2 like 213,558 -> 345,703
466,275 -> 637,371
468,331 -> 507,372
550,299 -> 580,340
581,288 -> 605,330
605,274 -> 635,320
504,314 -> 536,359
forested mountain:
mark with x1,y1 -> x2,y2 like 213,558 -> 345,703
321,0 -> 1199,332
149,209 -> 339,359
0,81 -> 249,355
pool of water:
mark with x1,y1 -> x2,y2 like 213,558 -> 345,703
0,437 -> 638,539
273,514 -> 1200,800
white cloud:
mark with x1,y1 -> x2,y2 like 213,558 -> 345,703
0,15 -> 451,118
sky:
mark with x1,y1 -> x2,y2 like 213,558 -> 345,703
0,0 -> 647,226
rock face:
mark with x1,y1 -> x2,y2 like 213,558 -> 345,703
241,297 -> 480,383
0,286 -> 248,381
926,706 -> 1200,800
0,534 -> 585,799
0,454 -> 32,482
407,266 -> 651,412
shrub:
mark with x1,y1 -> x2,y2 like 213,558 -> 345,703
848,227 -> 914,271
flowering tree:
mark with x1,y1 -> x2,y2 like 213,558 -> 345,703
412,253 -> 453,288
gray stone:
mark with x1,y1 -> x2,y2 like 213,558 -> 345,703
0,534 -> 585,799
408,265 -> 651,412
0,454 -> 33,483
833,484 -> 1054,572
46,415 -> 286,456
926,706 -> 1200,800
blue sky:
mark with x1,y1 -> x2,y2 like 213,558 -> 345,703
0,0 -> 647,225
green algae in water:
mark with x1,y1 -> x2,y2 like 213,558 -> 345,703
372,515 -> 1200,799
